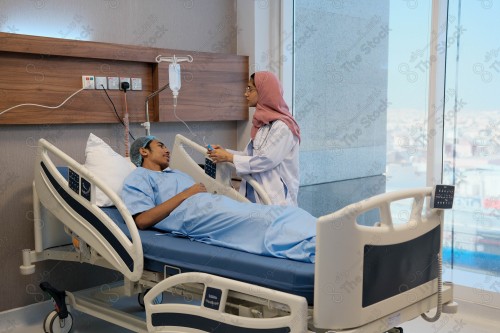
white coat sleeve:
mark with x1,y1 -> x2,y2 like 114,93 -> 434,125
226,148 -> 247,157
232,122 -> 295,175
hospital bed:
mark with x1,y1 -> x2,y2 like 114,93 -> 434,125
20,134 -> 457,333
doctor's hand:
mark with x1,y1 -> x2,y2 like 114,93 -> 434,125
208,146 -> 234,164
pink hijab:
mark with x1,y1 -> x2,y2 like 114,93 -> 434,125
251,71 -> 301,142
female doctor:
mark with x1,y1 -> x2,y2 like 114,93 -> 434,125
208,71 -> 301,206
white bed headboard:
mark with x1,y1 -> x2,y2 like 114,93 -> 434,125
33,139 -> 144,281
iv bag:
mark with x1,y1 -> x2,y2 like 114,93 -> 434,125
169,63 -> 181,96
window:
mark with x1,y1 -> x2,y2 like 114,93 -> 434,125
293,0 -> 500,290
442,0 -> 500,289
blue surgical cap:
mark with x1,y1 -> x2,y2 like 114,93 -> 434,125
130,136 -> 157,167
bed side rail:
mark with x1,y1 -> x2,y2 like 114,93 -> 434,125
144,272 -> 308,333
32,138 -> 143,281
170,134 -> 272,205
314,187 -> 452,330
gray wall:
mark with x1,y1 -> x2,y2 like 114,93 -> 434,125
294,0 -> 389,217
0,0 -> 238,312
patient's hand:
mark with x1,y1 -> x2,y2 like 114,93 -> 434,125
186,183 -> 207,195
135,183 -> 208,230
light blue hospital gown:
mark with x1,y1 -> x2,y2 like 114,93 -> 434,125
121,167 -> 316,263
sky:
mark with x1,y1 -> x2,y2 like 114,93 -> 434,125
387,0 -> 500,113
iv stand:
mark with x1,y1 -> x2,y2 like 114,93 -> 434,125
155,54 -> 193,65
142,83 -> 169,136
142,54 -> 193,136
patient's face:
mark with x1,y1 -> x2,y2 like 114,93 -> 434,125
145,140 -> 170,170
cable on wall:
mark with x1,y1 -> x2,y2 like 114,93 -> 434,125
0,88 -> 85,117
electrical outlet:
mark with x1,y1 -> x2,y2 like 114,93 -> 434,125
131,78 -> 142,91
95,76 -> 107,90
82,75 -> 95,89
119,77 -> 131,91
107,77 -> 119,90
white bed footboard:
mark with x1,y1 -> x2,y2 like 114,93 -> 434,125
314,187 -> 447,330
32,139 -> 144,281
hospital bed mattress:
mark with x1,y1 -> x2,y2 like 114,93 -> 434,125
54,167 -> 314,303
101,207 -> 315,304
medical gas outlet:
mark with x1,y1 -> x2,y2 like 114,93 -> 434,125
81,75 -> 142,91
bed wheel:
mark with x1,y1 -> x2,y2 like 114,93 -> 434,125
138,289 -> 164,308
43,310 -> 73,333
386,328 -> 403,333
138,292 -> 145,308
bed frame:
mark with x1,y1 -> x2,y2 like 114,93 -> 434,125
20,135 -> 457,333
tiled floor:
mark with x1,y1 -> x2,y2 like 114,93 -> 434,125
0,300 -> 136,333
1,294 -> 499,332
401,300 -> 500,333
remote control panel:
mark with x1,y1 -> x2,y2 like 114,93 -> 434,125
431,184 -> 455,209
204,158 -> 216,179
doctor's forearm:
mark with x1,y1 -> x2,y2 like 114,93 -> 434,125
233,154 -> 281,174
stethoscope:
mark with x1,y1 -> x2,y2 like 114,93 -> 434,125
252,122 -> 274,151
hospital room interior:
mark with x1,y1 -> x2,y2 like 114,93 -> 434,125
1,0 -> 499,332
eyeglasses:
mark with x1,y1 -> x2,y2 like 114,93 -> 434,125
245,87 -> 256,93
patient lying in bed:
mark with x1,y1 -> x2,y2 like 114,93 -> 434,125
121,136 -> 316,263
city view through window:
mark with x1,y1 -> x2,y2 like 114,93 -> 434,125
386,0 -> 500,285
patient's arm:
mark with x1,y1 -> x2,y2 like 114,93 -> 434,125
133,183 -> 207,229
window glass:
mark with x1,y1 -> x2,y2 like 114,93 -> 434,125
294,0 -> 432,222
386,1 -> 433,222
443,0 -> 500,287
295,0 -> 393,218
294,0 -> 500,288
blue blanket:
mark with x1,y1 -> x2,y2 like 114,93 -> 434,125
156,193 -> 316,263
122,168 -> 316,263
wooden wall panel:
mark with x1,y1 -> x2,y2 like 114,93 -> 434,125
0,32 -> 248,125
157,53 -> 249,122
0,52 -> 152,124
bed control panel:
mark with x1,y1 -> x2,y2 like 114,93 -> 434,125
204,158 -> 217,179
68,168 -> 80,194
203,287 -> 222,310
68,168 -> 93,203
80,177 -> 92,202
431,184 -> 455,209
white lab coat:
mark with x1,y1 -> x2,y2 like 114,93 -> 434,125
228,120 -> 300,206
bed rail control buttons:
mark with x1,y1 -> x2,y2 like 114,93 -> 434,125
68,169 -> 92,202
431,184 -> 455,209
68,168 -> 80,194
80,177 -> 92,202
203,287 -> 222,310
204,158 -> 217,179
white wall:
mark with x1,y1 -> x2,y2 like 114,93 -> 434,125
0,0 -> 239,312
235,0 -> 292,151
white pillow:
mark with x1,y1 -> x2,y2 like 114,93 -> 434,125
84,133 -> 136,207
